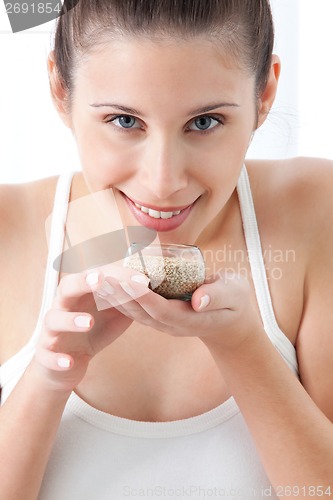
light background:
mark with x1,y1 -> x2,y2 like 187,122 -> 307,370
0,0 -> 332,183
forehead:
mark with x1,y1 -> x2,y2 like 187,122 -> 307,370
73,37 -> 255,109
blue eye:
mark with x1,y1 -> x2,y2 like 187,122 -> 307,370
110,115 -> 140,129
189,115 -> 222,132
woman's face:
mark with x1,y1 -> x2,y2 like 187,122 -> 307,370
65,37 -> 258,244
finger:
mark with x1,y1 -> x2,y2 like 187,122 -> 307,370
54,269 -> 105,310
115,279 -> 192,326
108,279 -> 155,323
43,309 -> 94,335
52,259 -> 153,316
107,275 -> 150,304
94,289 -> 136,317
112,291 -> 152,323
102,262 -> 149,282
191,272 -> 250,312
35,347 -> 73,371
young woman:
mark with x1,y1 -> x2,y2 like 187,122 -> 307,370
1,0 -> 332,498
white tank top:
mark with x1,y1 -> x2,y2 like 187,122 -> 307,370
0,166 -> 298,499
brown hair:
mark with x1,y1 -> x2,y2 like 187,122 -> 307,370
53,0 -> 274,101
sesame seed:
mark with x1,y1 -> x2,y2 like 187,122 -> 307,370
124,254 -> 205,300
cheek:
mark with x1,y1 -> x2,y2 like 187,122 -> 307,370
197,130 -> 251,177
74,126 -> 138,187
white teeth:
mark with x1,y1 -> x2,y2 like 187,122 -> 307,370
146,208 -> 180,219
133,201 -> 182,219
148,209 -> 161,219
160,211 -> 174,219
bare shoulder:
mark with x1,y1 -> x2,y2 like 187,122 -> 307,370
246,157 -> 333,421
246,155 -> 333,298
246,156 -> 333,206
246,156 -> 333,249
0,176 -> 58,246
0,181 -> 33,262
0,175 -> 59,363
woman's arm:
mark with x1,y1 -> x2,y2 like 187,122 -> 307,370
0,363 -> 71,500
0,264 -> 138,499
0,184 -> 141,498
204,327 -> 333,495
108,158 -> 333,497
0,272 -> 135,498
103,262 -> 333,497
197,158 -> 333,492
201,161 -> 333,494
201,160 -> 333,495
0,184 -> 69,499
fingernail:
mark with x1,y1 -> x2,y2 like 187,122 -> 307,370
74,315 -> 92,328
198,294 -> 210,311
86,272 -> 100,286
57,357 -> 71,369
120,281 -> 136,297
131,274 -> 150,286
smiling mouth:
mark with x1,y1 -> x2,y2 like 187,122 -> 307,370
132,202 -> 182,219
121,192 -> 197,232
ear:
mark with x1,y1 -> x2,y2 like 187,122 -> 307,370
47,51 -> 72,128
256,54 -> 281,129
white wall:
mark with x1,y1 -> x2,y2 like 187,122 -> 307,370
249,0 -> 333,160
247,0 -> 300,159
298,0 -> 333,159
0,15 -> 81,183
0,0 -> 332,183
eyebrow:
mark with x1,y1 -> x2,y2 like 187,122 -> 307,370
89,102 -> 240,117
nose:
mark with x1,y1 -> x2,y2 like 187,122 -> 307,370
138,132 -> 189,199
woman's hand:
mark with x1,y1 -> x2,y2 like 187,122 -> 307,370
34,266 -> 150,392
103,271 -> 265,351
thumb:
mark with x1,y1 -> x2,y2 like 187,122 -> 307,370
191,272 -> 250,312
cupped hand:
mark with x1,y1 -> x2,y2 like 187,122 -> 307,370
34,265 -> 150,392
104,271 -> 265,351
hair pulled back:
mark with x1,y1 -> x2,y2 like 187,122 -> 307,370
54,0 -> 274,100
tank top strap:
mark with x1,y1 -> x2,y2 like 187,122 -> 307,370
30,170 -> 75,347
236,164 -> 298,374
0,171 -> 75,392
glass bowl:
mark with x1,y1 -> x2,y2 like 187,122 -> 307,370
124,243 -> 205,300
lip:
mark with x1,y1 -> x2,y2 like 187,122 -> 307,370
122,193 -> 197,232
125,196 -> 192,213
